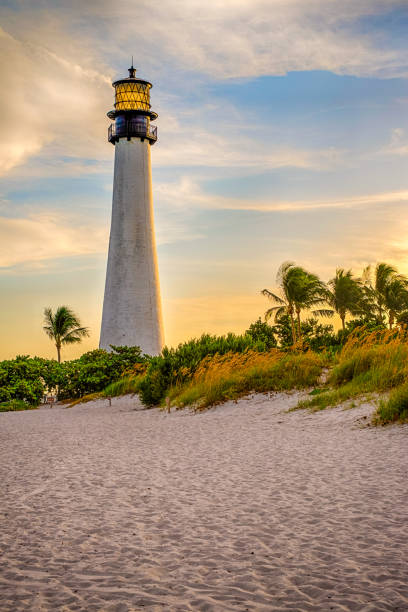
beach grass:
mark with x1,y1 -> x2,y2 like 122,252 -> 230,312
295,327 -> 408,423
375,384 -> 408,424
168,349 -> 324,410
102,375 -> 144,398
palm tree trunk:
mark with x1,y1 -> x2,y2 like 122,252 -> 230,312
56,344 -> 61,363
289,311 -> 297,345
296,308 -> 302,342
389,312 -> 394,329
341,314 -> 345,331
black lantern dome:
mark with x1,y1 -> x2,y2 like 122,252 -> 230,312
107,65 -> 158,145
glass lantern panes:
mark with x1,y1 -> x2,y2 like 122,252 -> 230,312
114,82 -> 151,111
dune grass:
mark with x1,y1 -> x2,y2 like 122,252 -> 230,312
375,384 -> 408,424
168,349 -> 324,411
296,327 -> 408,423
103,375 -> 144,397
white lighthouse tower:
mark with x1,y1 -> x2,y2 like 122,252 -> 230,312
100,65 -> 164,355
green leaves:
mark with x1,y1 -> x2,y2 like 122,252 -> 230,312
263,261 -> 408,339
0,346 -> 148,404
43,306 -> 90,361
263,261 -> 331,344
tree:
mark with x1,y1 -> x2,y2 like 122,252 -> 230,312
290,269 -> 331,341
326,268 -> 363,330
245,318 -> 277,349
262,262 -> 330,345
361,263 -> 408,328
262,262 -> 302,345
43,306 -> 90,362
385,279 -> 408,328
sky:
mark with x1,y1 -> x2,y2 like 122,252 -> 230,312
1,0 -> 408,359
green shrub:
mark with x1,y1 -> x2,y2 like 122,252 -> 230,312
245,318 -> 277,348
139,360 -> 171,406
0,356 -> 53,406
0,399 -> 37,412
57,345 -> 147,399
0,346 -> 147,404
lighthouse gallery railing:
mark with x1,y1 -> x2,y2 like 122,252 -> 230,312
108,122 -> 157,143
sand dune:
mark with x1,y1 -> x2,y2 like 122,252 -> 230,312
0,393 -> 407,611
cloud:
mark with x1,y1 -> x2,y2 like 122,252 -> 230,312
93,0 -> 408,79
0,24 -> 112,175
154,114 -> 343,170
0,200 -> 202,271
381,127 -> 408,156
1,0 -> 407,176
0,211 -> 108,269
156,177 -> 408,212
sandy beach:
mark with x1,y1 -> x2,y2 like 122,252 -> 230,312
0,394 -> 407,611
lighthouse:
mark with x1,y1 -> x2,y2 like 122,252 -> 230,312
100,65 -> 164,355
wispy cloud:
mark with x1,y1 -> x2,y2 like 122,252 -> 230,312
0,211 -> 108,269
100,0 -> 408,79
0,201 -> 202,271
156,177 -> 408,212
381,127 -> 408,156
155,116 -> 344,170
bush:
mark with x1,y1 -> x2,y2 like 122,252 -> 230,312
0,346 -> 147,404
271,314 -> 339,350
0,399 -> 36,412
0,356 -> 53,406
245,318 -> 277,348
57,346 -> 147,399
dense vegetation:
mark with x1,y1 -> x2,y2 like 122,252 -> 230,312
2,260 -> 408,425
0,346 -> 145,409
296,326 -> 408,424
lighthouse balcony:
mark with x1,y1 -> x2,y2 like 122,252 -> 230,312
108,122 -> 157,144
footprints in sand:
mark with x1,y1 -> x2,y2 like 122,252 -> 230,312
0,395 -> 407,610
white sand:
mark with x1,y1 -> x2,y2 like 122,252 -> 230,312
0,393 -> 407,612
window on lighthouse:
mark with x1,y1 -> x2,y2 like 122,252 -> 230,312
115,82 -> 150,111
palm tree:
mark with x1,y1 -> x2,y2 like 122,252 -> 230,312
384,279 -> 408,328
326,269 -> 363,330
262,262 -> 298,345
43,306 -> 90,362
262,262 -> 329,344
291,270 -> 331,341
361,263 -> 408,327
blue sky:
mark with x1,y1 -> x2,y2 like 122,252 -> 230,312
1,0 -> 408,358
